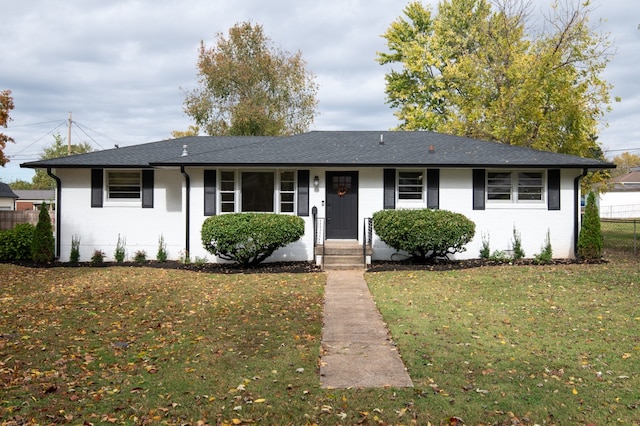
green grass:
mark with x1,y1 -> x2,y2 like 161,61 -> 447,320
367,262 -> 640,425
1,259 -> 639,425
601,219 -> 640,256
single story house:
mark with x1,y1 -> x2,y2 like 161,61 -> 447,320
13,189 -> 56,211
0,182 -> 19,211
599,170 -> 640,219
21,131 -> 614,264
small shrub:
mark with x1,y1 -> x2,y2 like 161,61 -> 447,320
577,191 -> 603,260
114,234 -> 126,263
479,233 -> 490,259
179,249 -> 190,264
489,250 -> 511,262
156,234 -> 168,262
512,226 -> 525,260
91,250 -> 105,265
133,250 -> 147,264
69,235 -> 81,263
0,223 -> 35,261
194,256 -> 208,267
31,203 -> 55,264
373,209 -> 475,261
201,213 -> 305,267
534,230 -> 553,264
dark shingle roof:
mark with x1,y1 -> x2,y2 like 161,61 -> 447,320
21,131 -> 614,170
0,182 -> 18,199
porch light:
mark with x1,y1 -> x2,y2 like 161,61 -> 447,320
313,175 -> 320,188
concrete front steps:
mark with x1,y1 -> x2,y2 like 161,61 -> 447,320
318,240 -> 372,270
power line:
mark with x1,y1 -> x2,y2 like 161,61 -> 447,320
72,121 -> 106,150
73,121 -> 126,148
7,119 -> 67,129
8,120 -> 67,157
605,147 -> 640,153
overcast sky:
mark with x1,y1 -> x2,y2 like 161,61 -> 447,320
2,0 -> 639,182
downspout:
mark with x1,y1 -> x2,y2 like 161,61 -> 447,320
574,168 -> 588,257
47,168 -> 61,259
181,166 -> 191,256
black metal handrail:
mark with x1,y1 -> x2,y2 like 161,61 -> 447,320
363,217 -> 373,267
312,207 -> 325,269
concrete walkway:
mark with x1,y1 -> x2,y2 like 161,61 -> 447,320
320,269 -> 413,389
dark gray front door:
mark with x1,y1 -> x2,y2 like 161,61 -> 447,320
326,171 -> 358,239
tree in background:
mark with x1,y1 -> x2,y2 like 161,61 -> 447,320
377,0 -> 612,158
610,152 -> 640,178
1,90 -> 15,166
171,125 -> 200,139
10,133 -> 92,190
183,22 -> 319,136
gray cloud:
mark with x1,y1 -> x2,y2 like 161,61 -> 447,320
1,0 -> 638,182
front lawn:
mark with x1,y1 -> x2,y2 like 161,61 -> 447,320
367,261 -> 640,425
1,261 -> 639,425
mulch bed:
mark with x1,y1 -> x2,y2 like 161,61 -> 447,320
4,257 -> 606,274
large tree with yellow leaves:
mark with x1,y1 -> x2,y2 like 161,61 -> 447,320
377,0 -> 612,159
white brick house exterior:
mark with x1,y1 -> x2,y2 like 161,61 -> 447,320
22,131 -> 614,263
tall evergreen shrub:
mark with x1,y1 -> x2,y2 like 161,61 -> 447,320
31,203 -> 55,263
577,191 -> 603,260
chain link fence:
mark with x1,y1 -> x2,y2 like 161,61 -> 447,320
601,218 -> 640,257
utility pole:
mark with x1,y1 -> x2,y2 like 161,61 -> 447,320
67,112 -> 72,155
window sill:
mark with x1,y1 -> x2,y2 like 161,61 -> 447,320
104,201 -> 142,208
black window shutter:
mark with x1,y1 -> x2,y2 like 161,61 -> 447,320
297,170 -> 310,216
91,169 -> 103,208
204,170 -> 217,216
427,169 -> 440,209
142,170 -> 154,208
473,169 -> 485,210
548,169 -> 561,210
384,169 -> 396,209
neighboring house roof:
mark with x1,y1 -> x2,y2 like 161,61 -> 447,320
0,182 -> 19,199
13,190 -> 56,201
609,170 -> 640,191
21,131 -> 615,170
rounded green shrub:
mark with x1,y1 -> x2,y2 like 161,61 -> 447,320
0,223 -> 35,261
577,191 -> 603,260
373,209 -> 475,261
201,213 -> 305,267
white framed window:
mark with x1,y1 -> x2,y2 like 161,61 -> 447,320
487,171 -> 545,203
398,170 -> 424,201
279,171 -> 296,213
220,170 -> 236,213
487,172 -> 512,201
517,172 -> 543,201
219,169 -> 296,214
107,171 -> 141,200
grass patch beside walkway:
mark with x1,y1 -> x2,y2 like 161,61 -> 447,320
367,261 -> 640,425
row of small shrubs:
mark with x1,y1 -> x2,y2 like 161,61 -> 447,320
71,234 -> 169,264
373,201 -> 602,264
1,199 -> 603,267
480,228 -> 554,264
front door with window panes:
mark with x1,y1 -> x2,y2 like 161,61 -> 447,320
325,171 -> 358,239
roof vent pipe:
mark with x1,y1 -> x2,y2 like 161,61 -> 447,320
182,145 -> 188,156
380,134 -> 384,146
